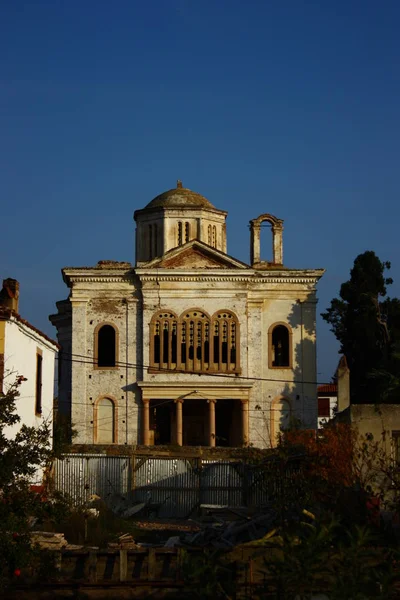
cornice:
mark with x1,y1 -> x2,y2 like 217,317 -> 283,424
64,268 -> 324,286
62,266 -> 134,287
137,270 -> 324,285
138,380 -> 254,388
138,380 -> 254,399
69,276 -> 132,284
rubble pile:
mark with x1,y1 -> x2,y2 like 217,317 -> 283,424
31,531 -> 68,550
108,533 -> 138,551
31,531 -> 87,551
165,506 -> 276,549
134,520 -> 200,532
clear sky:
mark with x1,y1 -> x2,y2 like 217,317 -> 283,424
1,0 -> 399,383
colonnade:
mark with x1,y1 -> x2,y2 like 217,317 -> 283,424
142,397 -> 249,447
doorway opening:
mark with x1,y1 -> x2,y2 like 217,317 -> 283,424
215,399 -> 242,446
150,400 -> 172,445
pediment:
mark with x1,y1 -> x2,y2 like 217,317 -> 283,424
145,241 -> 249,270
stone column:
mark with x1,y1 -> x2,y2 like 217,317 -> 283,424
175,399 -> 184,446
143,398 -> 150,445
272,224 -> 283,265
250,222 -> 261,265
241,399 -> 249,446
208,399 -> 216,447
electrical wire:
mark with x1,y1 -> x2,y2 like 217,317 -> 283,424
58,350 -> 334,387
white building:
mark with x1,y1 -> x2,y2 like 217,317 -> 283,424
50,182 -> 324,448
317,384 -> 338,428
0,279 -> 58,465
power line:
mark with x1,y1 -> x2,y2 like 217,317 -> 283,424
59,350 -> 333,387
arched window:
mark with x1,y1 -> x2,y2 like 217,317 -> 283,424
185,222 -> 190,243
208,224 -> 212,245
149,309 -> 240,373
95,324 -> 118,368
148,224 -> 153,259
212,311 -> 239,371
180,310 -> 210,371
95,397 -> 116,444
177,222 -> 183,246
150,312 -> 178,369
269,323 -> 291,368
212,226 -> 216,248
153,223 -> 158,257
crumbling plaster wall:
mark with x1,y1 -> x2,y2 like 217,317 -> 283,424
70,281 -> 140,445
350,404 -> 400,455
139,276 -> 318,448
246,288 -> 317,447
63,267 -> 319,449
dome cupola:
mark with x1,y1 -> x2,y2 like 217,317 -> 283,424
134,181 -> 227,265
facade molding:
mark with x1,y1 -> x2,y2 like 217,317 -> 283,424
137,274 -> 324,284
138,380 -> 254,401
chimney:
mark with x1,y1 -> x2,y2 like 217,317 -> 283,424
337,355 -> 350,412
0,278 -> 20,313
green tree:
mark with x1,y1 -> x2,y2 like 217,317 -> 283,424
322,251 -> 400,403
0,375 -> 70,589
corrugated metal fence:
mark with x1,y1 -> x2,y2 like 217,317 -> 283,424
53,453 -> 299,518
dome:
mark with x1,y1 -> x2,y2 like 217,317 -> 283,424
145,181 -> 215,210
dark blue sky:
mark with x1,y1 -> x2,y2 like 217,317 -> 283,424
2,1 -> 399,382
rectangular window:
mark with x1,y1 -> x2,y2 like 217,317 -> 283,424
35,351 -> 43,415
318,397 -> 330,418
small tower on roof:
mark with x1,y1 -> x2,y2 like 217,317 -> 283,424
250,214 -> 284,267
133,181 -> 228,265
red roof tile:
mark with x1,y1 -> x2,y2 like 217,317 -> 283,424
317,384 -> 337,394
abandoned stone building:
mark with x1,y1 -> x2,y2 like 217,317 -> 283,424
50,181 -> 324,448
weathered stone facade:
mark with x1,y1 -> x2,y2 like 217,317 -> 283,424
50,182 -> 324,448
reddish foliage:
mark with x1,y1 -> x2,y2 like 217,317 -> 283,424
284,424 -> 358,487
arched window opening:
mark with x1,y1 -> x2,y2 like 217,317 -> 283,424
150,313 -> 178,369
185,222 -> 190,243
188,321 -> 194,360
154,322 -> 160,363
153,223 -> 158,257
178,222 -> 183,246
271,325 -> 290,367
180,311 -> 208,369
260,221 -> 273,263
204,321 -> 210,362
212,226 -> 216,248
163,321 -> 169,361
171,321 -> 177,363
250,214 -> 284,266
196,321 -> 203,360
222,321 -> 228,364
230,322 -> 237,363
213,312 -> 239,371
97,325 -> 116,367
148,224 -> 153,259
149,309 -> 240,374
208,224 -> 212,245
213,320 -> 220,365
96,397 -> 115,444
181,321 -> 187,363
